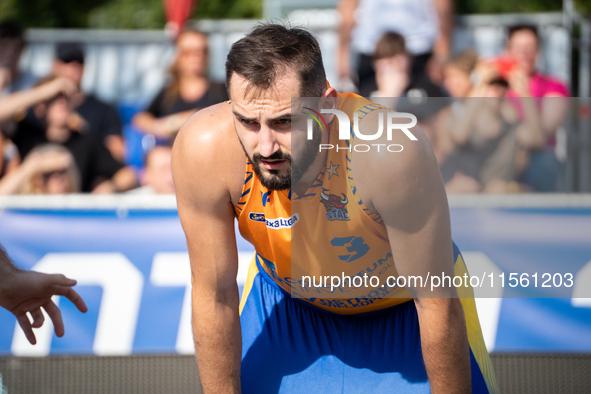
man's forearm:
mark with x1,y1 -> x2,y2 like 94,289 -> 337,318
0,245 -> 18,303
433,0 -> 453,60
519,98 -> 547,149
193,288 -> 242,394
0,244 -> 16,273
416,297 -> 471,394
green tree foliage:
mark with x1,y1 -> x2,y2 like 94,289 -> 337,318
88,0 -> 262,29
0,0 -> 109,28
88,0 -> 166,29
0,0 -> 262,29
454,0 -> 589,14
194,0 -> 261,19
456,0 -> 563,14
0,0 -> 588,29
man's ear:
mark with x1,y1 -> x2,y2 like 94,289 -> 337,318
320,87 -> 338,123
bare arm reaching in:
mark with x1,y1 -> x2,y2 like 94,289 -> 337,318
0,244 -> 88,345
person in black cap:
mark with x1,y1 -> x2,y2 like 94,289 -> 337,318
52,42 -> 125,163
0,19 -> 37,94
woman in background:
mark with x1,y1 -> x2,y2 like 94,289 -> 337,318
0,144 -> 80,194
132,26 -> 227,138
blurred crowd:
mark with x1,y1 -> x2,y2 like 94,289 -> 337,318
338,0 -> 569,194
0,4 -> 570,195
0,20 -> 226,195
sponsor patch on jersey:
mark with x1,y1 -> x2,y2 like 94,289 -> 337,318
249,212 -> 300,229
249,213 -> 265,222
265,213 -> 300,229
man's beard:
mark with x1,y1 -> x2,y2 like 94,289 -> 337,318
238,127 -> 322,191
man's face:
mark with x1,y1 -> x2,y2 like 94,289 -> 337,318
46,96 -> 71,127
229,69 -> 322,191
53,59 -> 84,87
507,30 -> 538,76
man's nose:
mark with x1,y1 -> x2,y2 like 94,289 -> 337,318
258,124 -> 279,158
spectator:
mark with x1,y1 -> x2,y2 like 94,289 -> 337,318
0,20 -> 36,94
437,53 -> 524,194
128,145 -> 174,194
503,24 -> 569,191
52,42 -> 125,163
0,144 -> 79,195
0,132 -> 19,180
371,32 -> 447,100
435,50 -> 479,163
441,49 -> 478,98
0,76 -> 78,188
131,25 -> 227,139
0,76 -> 77,123
7,80 -> 137,193
337,0 -> 453,96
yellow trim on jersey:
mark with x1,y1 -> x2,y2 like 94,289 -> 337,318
239,253 -> 259,315
455,254 -> 500,394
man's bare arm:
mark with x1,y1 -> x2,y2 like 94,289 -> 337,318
172,104 -> 244,393
337,0 -> 359,80
0,77 -> 77,122
354,111 -> 471,394
132,109 -> 197,137
0,244 -> 87,344
432,0 -> 454,62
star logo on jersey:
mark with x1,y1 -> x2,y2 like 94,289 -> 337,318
326,161 -> 339,180
320,188 -> 350,221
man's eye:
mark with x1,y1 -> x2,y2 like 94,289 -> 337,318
277,119 -> 291,125
241,119 -> 254,125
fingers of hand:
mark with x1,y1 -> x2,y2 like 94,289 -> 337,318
16,314 -> 36,345
56,287 -> 88,313
30,307 -> 45,328
43,300 -> 65,338
50,273 -> 77,287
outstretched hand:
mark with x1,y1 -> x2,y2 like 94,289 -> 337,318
0,269 -> 88,345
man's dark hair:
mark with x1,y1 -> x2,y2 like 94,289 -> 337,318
0,20 -> 24,41
225,23 -> 326,98
373,31 -> 406,61
507,24 -> 539,43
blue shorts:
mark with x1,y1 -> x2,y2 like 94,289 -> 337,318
239,244 -> 498,393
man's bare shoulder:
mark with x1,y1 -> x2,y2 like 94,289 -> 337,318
352,109 -> 446,214
174,102 -> 239,159
172,102 -> 246,206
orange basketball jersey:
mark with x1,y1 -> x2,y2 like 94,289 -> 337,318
235,94 -> 414,315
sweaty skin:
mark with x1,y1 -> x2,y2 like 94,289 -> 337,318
173,69 -> 470,393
